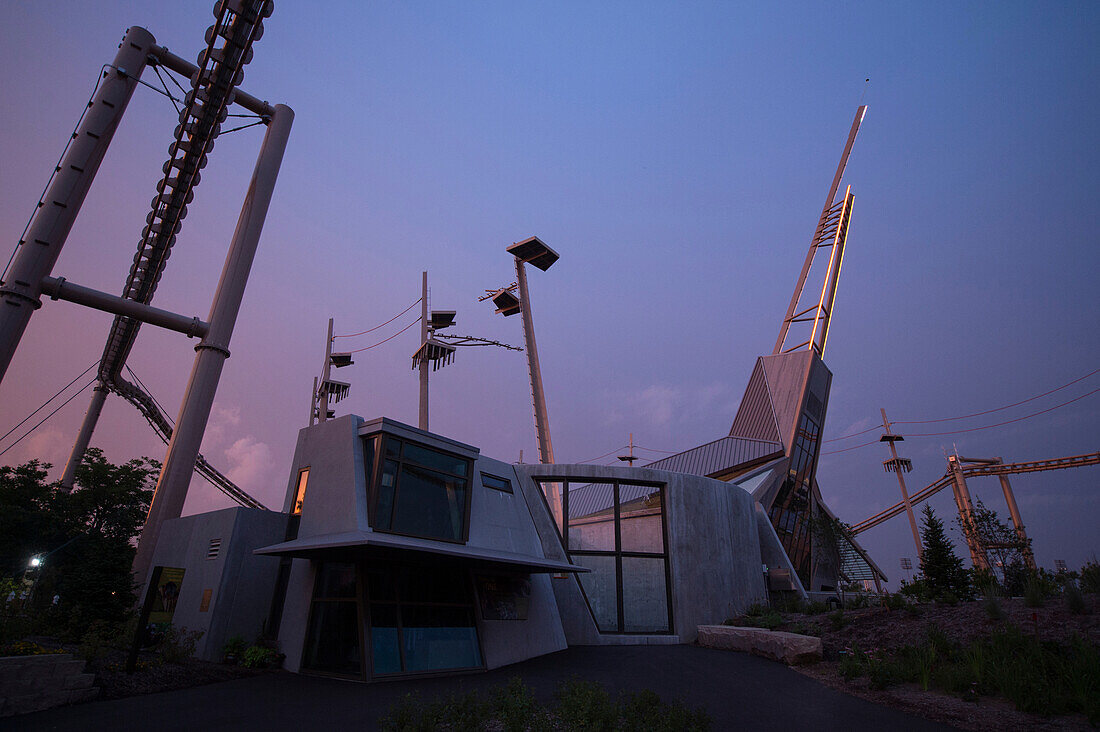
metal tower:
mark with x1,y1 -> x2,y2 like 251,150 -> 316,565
0,1 -> 292,588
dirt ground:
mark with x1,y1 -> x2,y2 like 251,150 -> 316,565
777,594 -> 1100,731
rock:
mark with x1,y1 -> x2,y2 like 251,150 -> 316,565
697,625 -> 823,665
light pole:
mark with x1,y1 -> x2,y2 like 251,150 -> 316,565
880,409 -> 922,562
312,318 -> 353,425
482,236 -> 559,465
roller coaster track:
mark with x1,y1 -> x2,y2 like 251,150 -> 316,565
96,0 -> 273,508
850,451 -> 1100,535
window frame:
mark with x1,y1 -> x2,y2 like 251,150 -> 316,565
363,434 -> 474,545
536,476 -> 674,635
291,467 -> 310,516
480,472 -> 514,494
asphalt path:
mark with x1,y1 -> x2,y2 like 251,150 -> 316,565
5,645 -> 952,731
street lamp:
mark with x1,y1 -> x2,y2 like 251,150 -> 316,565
312,318 -> 355,425
482,236 -> 559,466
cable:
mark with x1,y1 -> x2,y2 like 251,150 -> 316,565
576,446 -> 628,464
151,64 -> 181,115
633,445 -> 675,454
346,318 -> 421,353
334,298 -> 422,339
823,424 -> 880,443
821,386 -> 1100,453
821,439 -> 880,456
220,119 -> 266,135
904,387 -> 1099,437
0,361 -> 98,445
0,379 -> 96,458
894,367 -> 1100,425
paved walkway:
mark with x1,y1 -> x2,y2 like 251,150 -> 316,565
6,645 -> 951,731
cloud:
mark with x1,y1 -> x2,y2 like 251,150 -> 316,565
223,436 -> 274,492
5,426 -> 70,475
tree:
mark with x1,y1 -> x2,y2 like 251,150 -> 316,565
0,450 -> 158,636
957,498 -> 1032,590
918,505 -> 970,600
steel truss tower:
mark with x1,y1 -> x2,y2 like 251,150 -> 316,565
0,1 -> 292,589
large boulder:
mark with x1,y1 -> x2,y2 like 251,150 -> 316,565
697,625 -> 822,665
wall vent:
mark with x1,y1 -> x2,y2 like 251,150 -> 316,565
206,538 -> 222,559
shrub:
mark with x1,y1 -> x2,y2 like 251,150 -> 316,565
1081,560 -> 1100,594
619,689 -> 710,732
838,645 -> 864,680
0,640 -> 64,656
803,600 -> 829,615
899,577 -> 930,602
982,591 -> 1006,621
241,645 -> 279,668
556,678 -> 616,731
157,625 -> 203,663
1023,573 -> 1046,608
1064,582 -> 1086,615
883,592 -> 907,611
222,635 -> 248,660
491,677 -> 540,732
827,609 -> 847,630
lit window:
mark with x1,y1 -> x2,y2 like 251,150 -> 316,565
292,468 -> 309,515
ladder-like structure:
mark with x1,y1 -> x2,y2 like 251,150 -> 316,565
65,1 -> 275,508
773,106 -> 866,358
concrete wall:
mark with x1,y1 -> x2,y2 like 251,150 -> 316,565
151,507 -> 288,661
282,414 -> 367,534
516,464 -> 771,646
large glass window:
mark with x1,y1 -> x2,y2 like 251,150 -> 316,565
365,436 -> 472,543
365,564 -> 482,676
768,410 -> 821,587
301,562 -> 362,677
542,478 -> 672,634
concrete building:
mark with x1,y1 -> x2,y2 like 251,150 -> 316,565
148,413 -> 807,678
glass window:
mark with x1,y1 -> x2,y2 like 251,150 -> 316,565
292,468 -> 309,515
367,564 -> 482,677
621,556 -> 669,633
390,465 -> 466,542
568,482 -> 616,551
618,486 -> 664,553
575,555 -> 618,632
547,478 -> 672,635
302,562 -> 361,677
481,473 -> 513,493
367,437 -> 472,543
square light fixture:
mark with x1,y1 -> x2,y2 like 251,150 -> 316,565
429,310 -> 456,330
507,236 -> 559,271
329,352 -> 354,368
491,288 -> 521,316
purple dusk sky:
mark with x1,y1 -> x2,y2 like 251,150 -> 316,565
1,2 -> 1097,587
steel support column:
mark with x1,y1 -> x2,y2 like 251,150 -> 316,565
997,469 -> 1035,570
60,381 -> 110,490
418,271 -> 428,431
949,457 -> 987,569
131,104 -> 293,588
0,27 -> 156,384
515,258 -> 553,465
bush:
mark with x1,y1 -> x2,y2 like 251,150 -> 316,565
899,578 -> 930,602
883,592 -> 908,611
491,677 -> 542,732
1079,560 -> 1100,594
241,645 -> 279,668
1064,583 -> 1086,615
556,678 -> 616,731
827,609 -> 847,630
803,600 -> 829,615
0,640 -> 64,656
222,635 -> 248,661
157,625 -> 203,664
982,591 -> 1006,621
1023,573 -> 1047,608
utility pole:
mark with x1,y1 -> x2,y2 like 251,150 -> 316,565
617,433 -> 637,466
317,318 -> 333,423
419,271 -> 429,431
880,409 -> 922,562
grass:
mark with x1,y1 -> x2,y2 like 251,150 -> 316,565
379,677 -> 710,731
834,622 -> 1100,724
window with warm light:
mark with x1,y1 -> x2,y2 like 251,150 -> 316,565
292,467 -> 309,515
